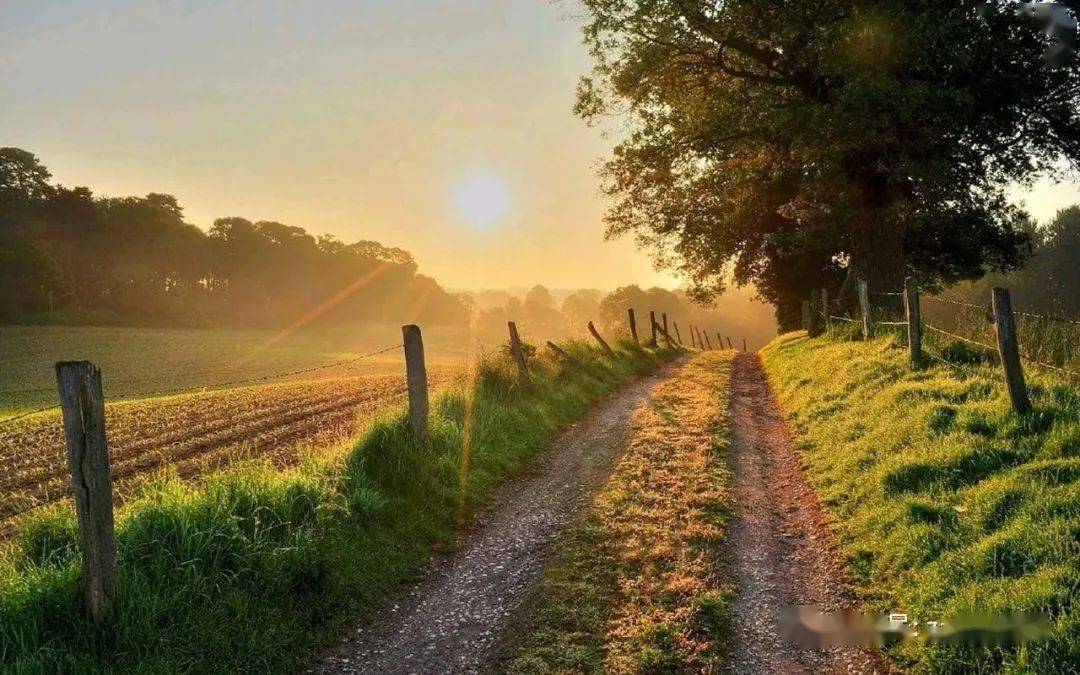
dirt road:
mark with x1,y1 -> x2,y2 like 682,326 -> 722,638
313,353 -> 887,673
314,362 -> 681,674
726,353 -> 886,674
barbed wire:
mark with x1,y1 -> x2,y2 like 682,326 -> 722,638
1016,349 -> 1080,381
1014,309 -> 1080,326
0,343 -> 403,430
923,295 -> 986,312
923,351 -> 993,379
829,315 -> 856,323
923,324 -> 998,353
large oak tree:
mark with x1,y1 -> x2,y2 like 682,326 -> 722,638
577,0 -> 1080,324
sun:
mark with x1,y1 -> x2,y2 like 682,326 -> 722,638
453,173 -> 510,231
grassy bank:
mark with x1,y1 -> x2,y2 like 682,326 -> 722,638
0,339 -> 678,673
507,351 -> 735,673
761,331 -> 1079,673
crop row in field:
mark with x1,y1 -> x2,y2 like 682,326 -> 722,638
0,366 -> 457,525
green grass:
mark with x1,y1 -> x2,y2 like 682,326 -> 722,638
507,352 -> 735,673
0,339 -> 678,673
760,330 -> 1079,674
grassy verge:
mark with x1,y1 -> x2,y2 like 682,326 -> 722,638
0,339 -> 678,673
506,351 -> 735,673
760,331 -> 1079,673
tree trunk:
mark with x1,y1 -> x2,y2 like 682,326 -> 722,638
849,173 -> 906,312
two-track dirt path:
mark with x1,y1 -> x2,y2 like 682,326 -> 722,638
726,353 -> 887,674
313,362 -> 680,674
312,352 -> 888,673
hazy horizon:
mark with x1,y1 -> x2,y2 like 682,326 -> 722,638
3,0 -> 1077,292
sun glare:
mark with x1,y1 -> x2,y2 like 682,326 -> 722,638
454,173 -> 510,231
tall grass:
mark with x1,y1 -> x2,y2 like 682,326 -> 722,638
0,340 -> 677,673
761,331 -> 1078,673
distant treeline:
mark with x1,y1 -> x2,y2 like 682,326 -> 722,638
0,147 -> 468,327
469,283 -> 778,349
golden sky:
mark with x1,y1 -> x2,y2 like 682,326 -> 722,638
2,1 -> 1076,290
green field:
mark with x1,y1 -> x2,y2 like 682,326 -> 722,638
0,323 -> 480,418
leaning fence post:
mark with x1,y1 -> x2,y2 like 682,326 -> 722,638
649,311 -> 658,345
627,308 -> 639,344
858,279 -> 872,340
546,340 -> 570,361
704,333 -> 713,350
903,278 -> 922,369
742,338 -> 747,352
991,287 -> 1031,414
55,361 -> 116,625
673,321 -> 683,345
717,332 -> 723,350
587,321 -> 616,357
695,326 -> 704,350
662,313 -> 669,339
822,288 -> 831,329
726,336 -> 733,350
507,321 -> 530,382
401,325 -> 429,442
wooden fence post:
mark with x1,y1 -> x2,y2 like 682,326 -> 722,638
717,332 -> 723,350
822,288 -> 831,329
649,311 -> 658,345
507,321 -> 530,382
546,340 -> 570,361
401,325 -> 429,442
903,278 -> 922,369
587,321 -> 616,357
673,321 -> 683,345
991,287 -> 1031,414
704,333 -> 713,350
742,338 -> 747,352
726,336 -> 733,350
696,326 -> 705,350
858,279 -> 872,340
801,299 -> 811,332
662,313 -> 669,339
627,308 -> 639,345
55,361 -> 116,625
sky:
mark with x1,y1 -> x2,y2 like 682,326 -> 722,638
2,1 -> 1077,291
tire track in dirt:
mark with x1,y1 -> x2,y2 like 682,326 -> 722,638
313,360 -> 683,674
726,353 -> 889,674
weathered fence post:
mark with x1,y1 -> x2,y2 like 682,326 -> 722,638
507,321 -> 530,382
662,313 -> 669,339
903,278 -> 922,369
401,325 -> 429,442
696,326 -> 705,350
704,333 -> 713,350
55,361 -> 116,625
627,308 -> 639,345
649,311 -> 658,345
822,288 -> 831,329
742,338 -> 747,352
991,287 -> 1031,414
858,279 -> 872,340
726,336 -> 733,350
587,321 -> 616,357
546,340 -> 570,361
801,300 -> 811,332
717,332 -> 723,350
673,321 -> 683,345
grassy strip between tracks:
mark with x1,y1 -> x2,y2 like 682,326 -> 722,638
761,331 -> 1079,674
506,351 -> 736,673
0,339 -> 680,673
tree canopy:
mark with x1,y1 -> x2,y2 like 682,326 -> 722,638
0,148 -> 468,327
576,0 -> 1080,326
